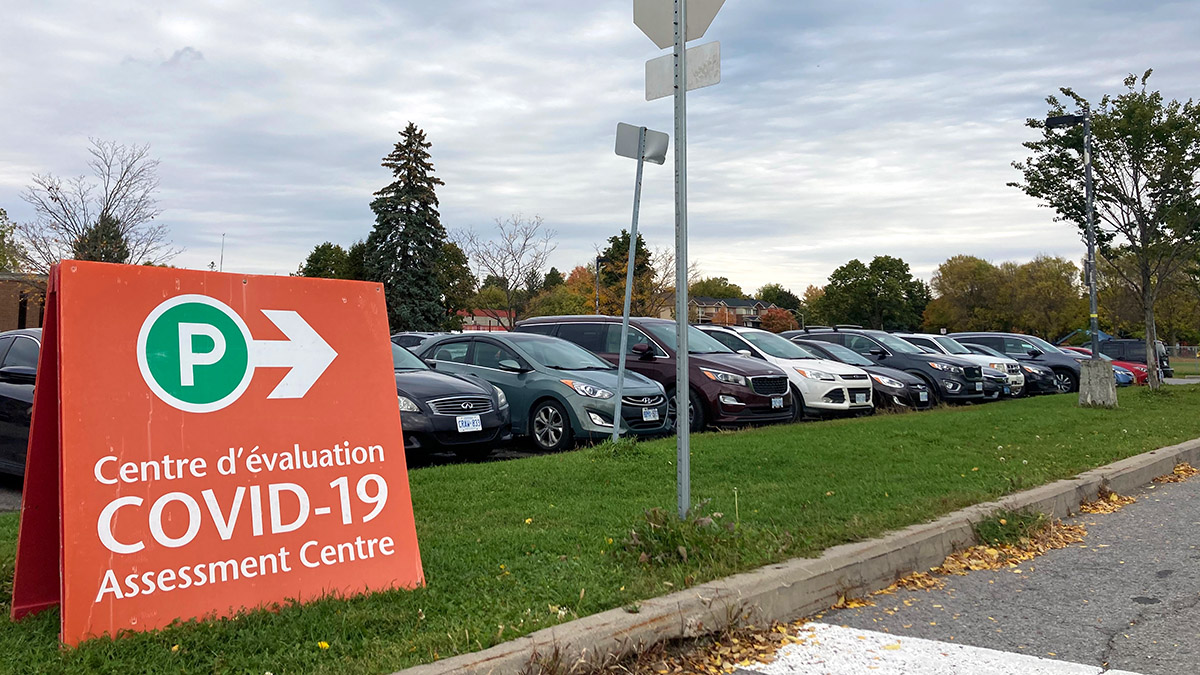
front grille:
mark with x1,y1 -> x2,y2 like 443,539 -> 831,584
622,394 -> 665,407
963,366 -> 982,380
750,376 -> 789,396
839,373 -> 869,381
848,387 -> 872,402
428,395 -> 494,416
1006,364 -> 1021,375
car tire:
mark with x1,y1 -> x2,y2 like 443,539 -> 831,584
666,387 -> 705,433
1053,369 -> 1078,394
529,399 -> 573,452
790,385 -> 807,422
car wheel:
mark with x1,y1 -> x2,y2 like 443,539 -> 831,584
1053,370 -> 1077,393
530,399 -> 573,452
790,385 -> 807,422
666,388 -> 705,433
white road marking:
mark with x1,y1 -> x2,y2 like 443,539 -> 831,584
739,623 -> 1143,675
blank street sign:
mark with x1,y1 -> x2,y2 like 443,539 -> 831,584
645,41 -> 720,102
615,123 -> 670,165
634,0 -> 726,50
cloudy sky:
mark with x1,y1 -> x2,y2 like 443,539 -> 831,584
2,0 -> 1197,294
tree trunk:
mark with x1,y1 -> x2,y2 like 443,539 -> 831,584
1143,285 -> 1161,390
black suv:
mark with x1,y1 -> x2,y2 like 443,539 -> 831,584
949,332 -> 1081,393
783,328 -> 985,402
1098,339 -> 1173,378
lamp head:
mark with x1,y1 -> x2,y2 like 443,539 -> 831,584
1046,114 -> 1086,129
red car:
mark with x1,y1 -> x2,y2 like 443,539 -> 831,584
1061,346 -> 1149,384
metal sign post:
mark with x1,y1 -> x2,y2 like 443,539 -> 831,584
612,124 -> 669,443
634,0 -> 725,520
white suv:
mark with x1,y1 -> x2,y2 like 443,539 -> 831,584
697,325 -> 873,417
898,333 -> 1025,395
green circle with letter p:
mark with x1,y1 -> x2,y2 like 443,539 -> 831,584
137,295 -> 254,413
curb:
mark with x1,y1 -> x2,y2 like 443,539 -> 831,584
397,438 -> 1200,675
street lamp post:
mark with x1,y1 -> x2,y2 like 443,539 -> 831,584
594,256 -> 609,315
786,308 -> 805,331
1047,107 -> 1114,407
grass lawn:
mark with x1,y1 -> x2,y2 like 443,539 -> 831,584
1171,355 -> 1200,377
2,386 -> 1198,674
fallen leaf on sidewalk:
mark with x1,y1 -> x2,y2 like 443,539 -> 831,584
1153,462 -> 1199,483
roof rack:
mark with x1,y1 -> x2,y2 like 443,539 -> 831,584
803,325 -> 832,332
833,324 -> 863,330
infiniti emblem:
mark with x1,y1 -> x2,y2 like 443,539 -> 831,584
461,402 -> 474,410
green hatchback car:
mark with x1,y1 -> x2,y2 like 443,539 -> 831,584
415,332 -> 670,452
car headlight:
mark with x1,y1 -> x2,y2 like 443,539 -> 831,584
870,373 -> 905,389
989,362 -> 1007,370
928,362 -> 963,374
699,368 -> 748,386
398,395 -> 420,412
493,385 -> 508,408
560,379 -> 614,399
1022,365 -> 1040,374
793,367 -> 836,381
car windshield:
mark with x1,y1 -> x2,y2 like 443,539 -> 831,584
740,330 -> 815,359
392,344 -> 429,370
645,323 -> 733,355
512,336 -> 614,370
872,333 -> 922,354
806,341 -> 873,366
934,337 -> 972,355
1024,335 -> 1060,354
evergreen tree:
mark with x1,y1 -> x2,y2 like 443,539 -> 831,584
365,123 -> 447,330
543,267 -> 565,289
72,213 -> 130,263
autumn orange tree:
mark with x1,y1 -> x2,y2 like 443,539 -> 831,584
759,307 -> 798,333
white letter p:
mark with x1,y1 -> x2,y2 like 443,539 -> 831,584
179,323 -> 227,386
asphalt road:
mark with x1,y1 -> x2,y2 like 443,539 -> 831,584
0,473 -> 21,512
770,473 -> 1200,674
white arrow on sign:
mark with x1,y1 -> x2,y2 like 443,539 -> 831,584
634,0 -> 725,50
250,310 -> 338,399
645,41 -> 719,101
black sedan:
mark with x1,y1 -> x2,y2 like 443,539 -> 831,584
962,342 -> 1058,395
0,328 -> 40,476
792,339 -> 933,410
392,344 -> 511,458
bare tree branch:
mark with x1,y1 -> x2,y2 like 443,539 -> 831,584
458,215 -> 557,330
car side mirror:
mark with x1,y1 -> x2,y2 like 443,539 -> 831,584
868,348 -> 885,357
632,343 -> 654,359
1027,349 -> 1043,358
736,349 -> 753,357
424,359 -> 438,369
0,365 -> 35,383
498,359 -> 525,372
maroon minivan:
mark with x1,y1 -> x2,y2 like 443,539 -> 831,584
515,316 -> 793,432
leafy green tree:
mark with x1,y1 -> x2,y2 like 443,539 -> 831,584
296,241 -> 350,278
1011,70 -> 1200,387
817,256 -> 928,330
923,255 -> 1004,331
365,123 -> 448,331
543,267 -> 565,290
757,283 -> 801,311
437,242 -> 476,331
689,276 -> 745,299
527,285 -> 589,318
72,213 -> 130,263
0,208 -> 25,273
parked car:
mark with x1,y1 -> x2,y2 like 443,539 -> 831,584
414,331 -> 669,451
793,339 -> 933,410
949,332 -> 1081,393
896,333 -> 1025,396
981,367 -> 1012,399
1061,346 -> 1149,384
1096,339 -> 1172,378
0,329 -> 40,476
515,316 -> 794,432
695,325 -> 873,419
783,328 -> 985,403
960,342 -> 1058,395
391,343 -> 511,459
392,332 -> 445,349
1113,365 -> 1135,387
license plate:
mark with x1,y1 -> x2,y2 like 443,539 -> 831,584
974,382 -> 983,392
771,396 -> 784,409
854,393 -> 867,404
642,407 -> 660,422
456,414 -> 482,433
1003,386 -> 1011,395
919,391 -> 929,402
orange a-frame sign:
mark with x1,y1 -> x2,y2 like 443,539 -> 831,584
10,261 -> 423,645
